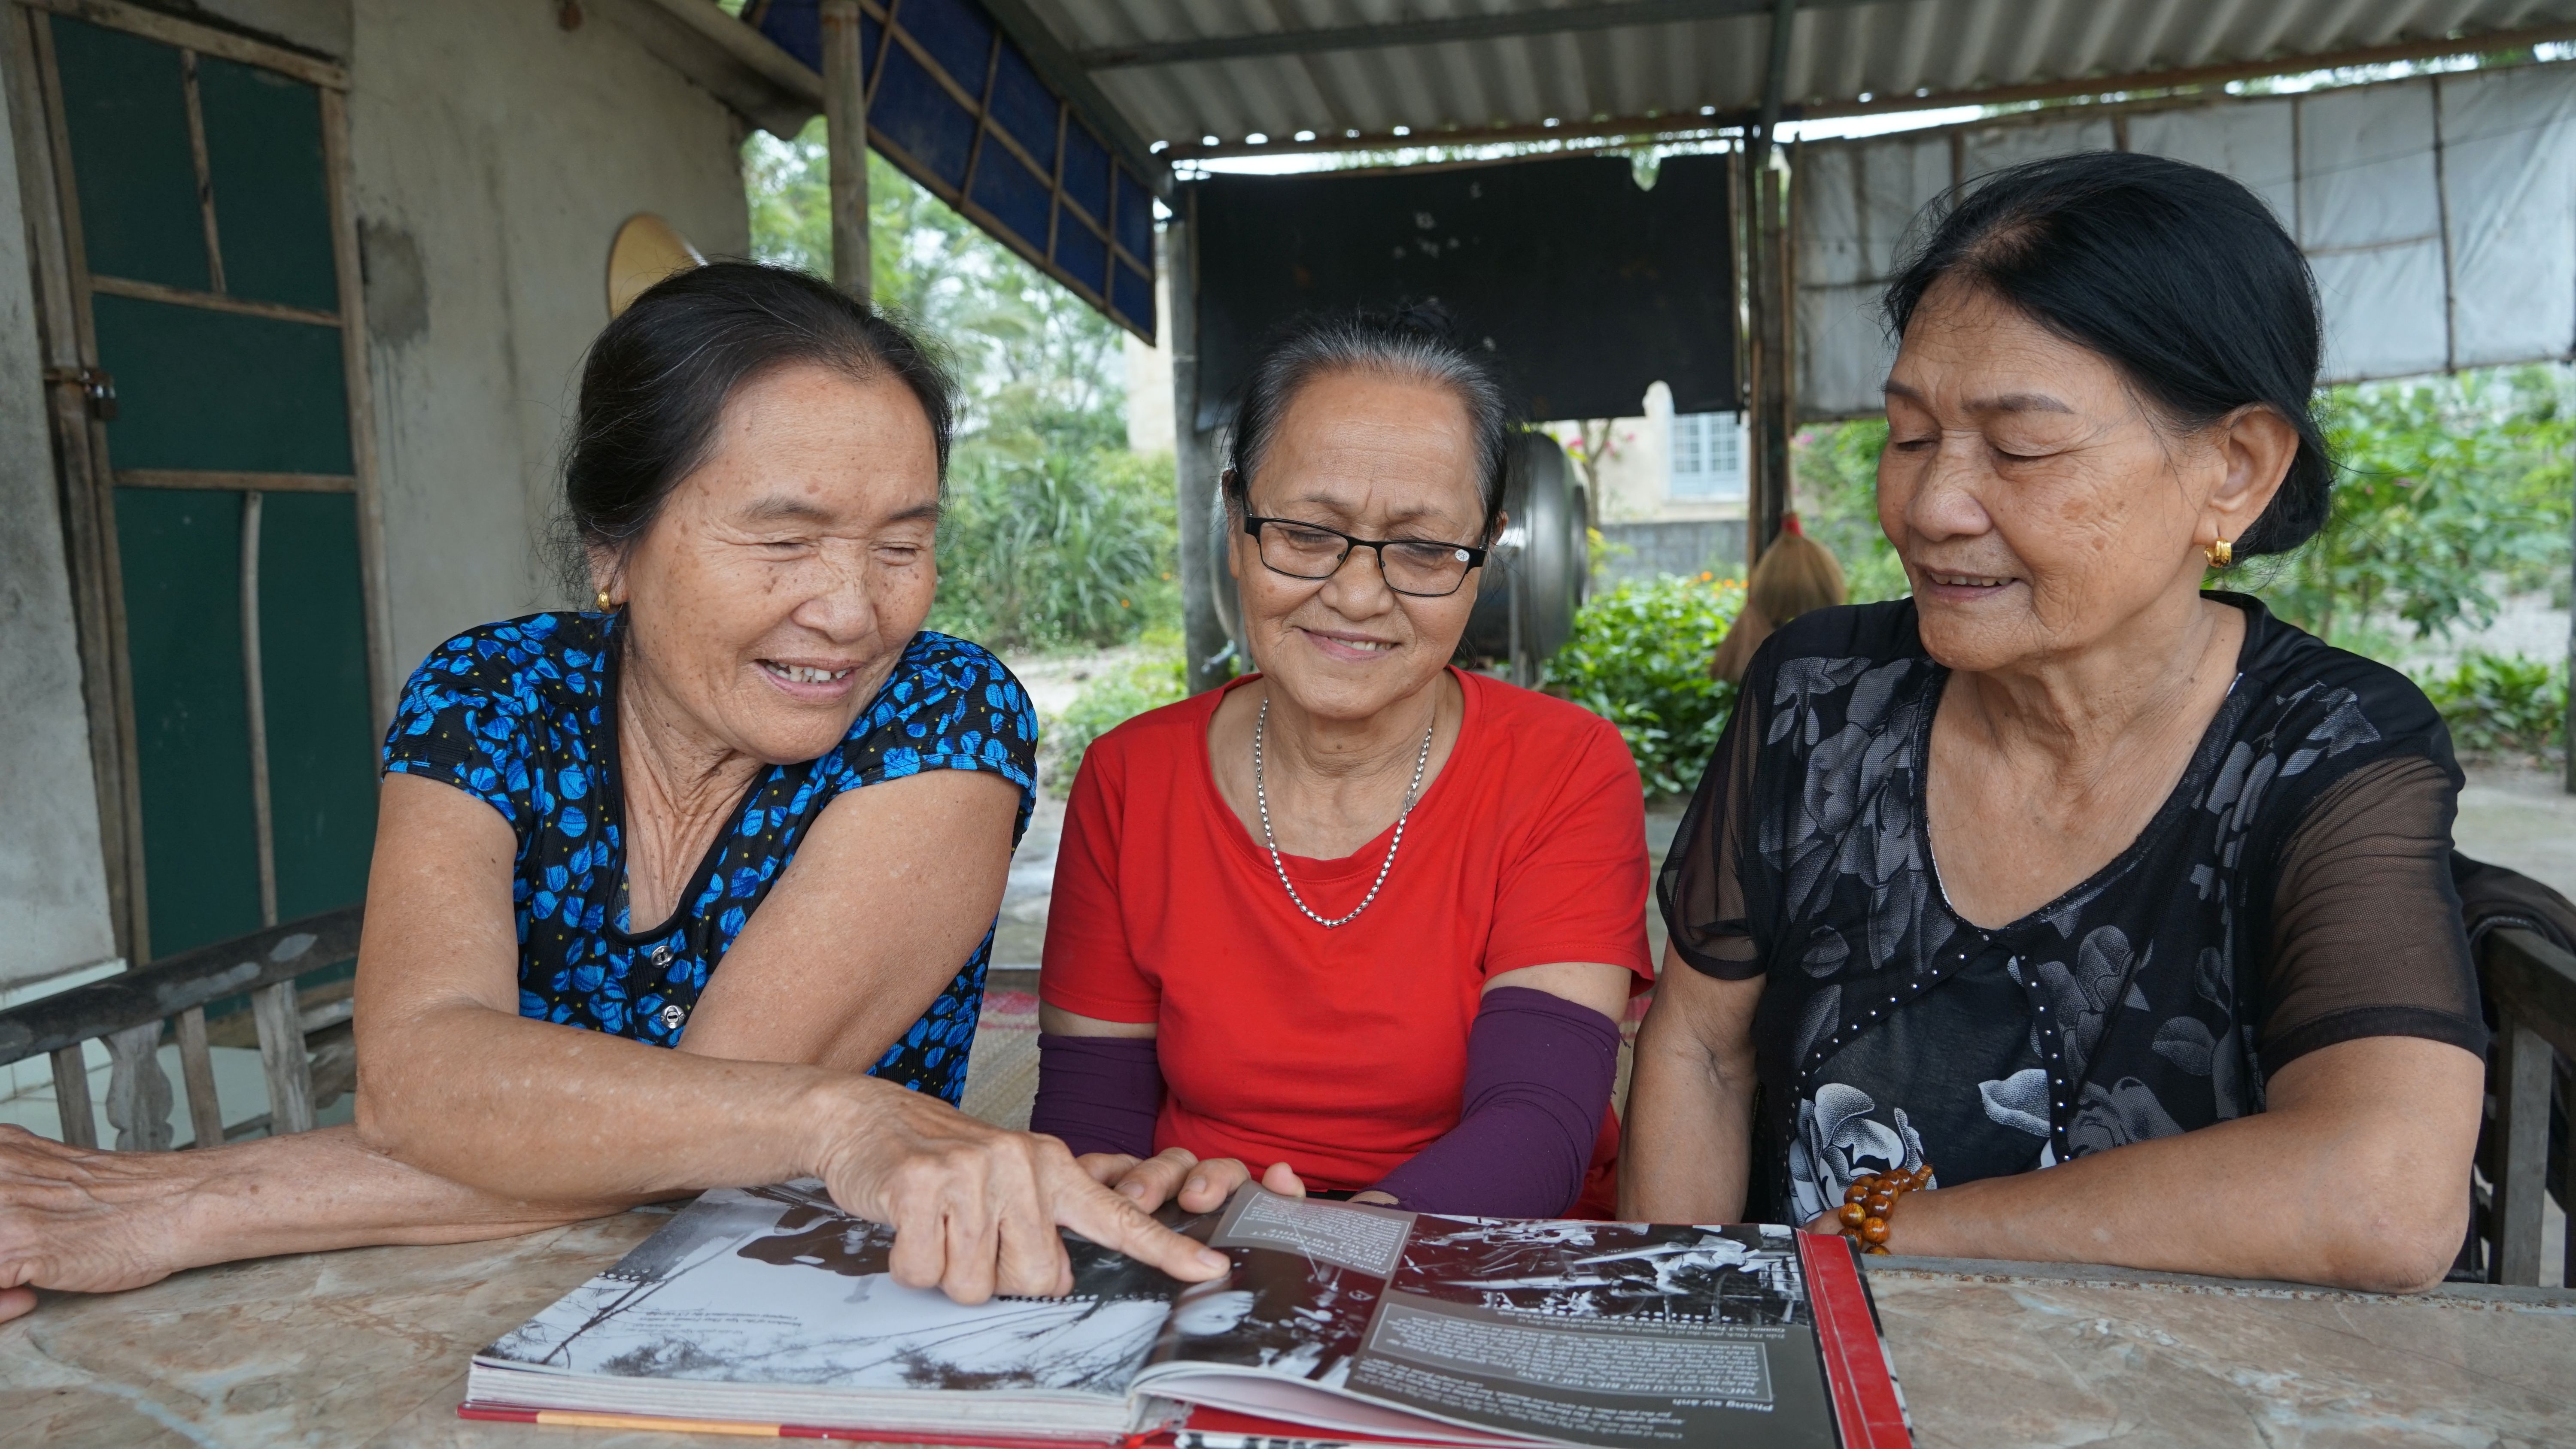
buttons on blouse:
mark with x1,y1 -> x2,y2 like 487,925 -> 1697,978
651,943 -> 674,969
661,1003 -> 687,1031
1802,979 -> 1940,1083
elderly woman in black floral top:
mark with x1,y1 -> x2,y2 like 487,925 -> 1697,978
1623,153 -> 2487,1292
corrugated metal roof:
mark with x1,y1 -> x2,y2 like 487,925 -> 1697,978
1003,0 -> 2576,157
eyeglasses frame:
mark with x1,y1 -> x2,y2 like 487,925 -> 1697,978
1239,513 -> 1492,598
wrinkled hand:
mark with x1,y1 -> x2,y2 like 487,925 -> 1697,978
1078,1147 -> 1317,1214
815,1089 -> 1228,1305
0,1123 -> 202,1325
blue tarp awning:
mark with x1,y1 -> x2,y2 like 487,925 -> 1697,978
754,0 -> 1158,341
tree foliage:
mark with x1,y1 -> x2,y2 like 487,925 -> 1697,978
933,445 -> 1177,651
744,122 -> 1170,654
2253,368 -> 2573,649
1790,419 -> 1910,604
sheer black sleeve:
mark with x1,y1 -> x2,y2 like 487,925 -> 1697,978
1656,688 -> 1765,979
2258,752 -> 2489,1075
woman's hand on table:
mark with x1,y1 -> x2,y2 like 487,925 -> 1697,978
811,1082 -> 1229,1305
0,1124 -> 200,1324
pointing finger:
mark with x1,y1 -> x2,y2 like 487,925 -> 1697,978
1048,1158 -> 1228,1283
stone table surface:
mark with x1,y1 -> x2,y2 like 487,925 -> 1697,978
4,1215 -> 2572,1449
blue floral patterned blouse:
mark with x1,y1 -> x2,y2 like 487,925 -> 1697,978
381,611 -> 1037,1105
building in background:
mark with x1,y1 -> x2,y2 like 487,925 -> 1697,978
1125,258 -> 1175,455
1545,382 -> 1748,584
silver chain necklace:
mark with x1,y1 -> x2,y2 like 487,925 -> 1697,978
1253,694 -> 1437,928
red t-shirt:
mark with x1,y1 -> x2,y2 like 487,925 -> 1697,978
1042,668 -> 1653,1215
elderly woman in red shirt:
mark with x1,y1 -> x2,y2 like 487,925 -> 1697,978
1034,307 -> 1652,1219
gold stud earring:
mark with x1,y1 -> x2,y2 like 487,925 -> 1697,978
595,589 -> 613,611
2204,537 -> 2232,569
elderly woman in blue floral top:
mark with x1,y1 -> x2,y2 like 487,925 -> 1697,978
0,264 -> 1223,1322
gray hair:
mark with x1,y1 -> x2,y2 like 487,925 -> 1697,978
1222,303 -> 1515,540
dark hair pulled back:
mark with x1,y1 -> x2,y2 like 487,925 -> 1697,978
1882,151 -> 2332,558
1224,303 -> 1516,540
557,261 -> 954,589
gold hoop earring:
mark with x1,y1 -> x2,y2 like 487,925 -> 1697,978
595,589 -> 613,611
2204,537 -> 2232,569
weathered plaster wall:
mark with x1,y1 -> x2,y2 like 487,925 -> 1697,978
0,0 -> 749,986
0,45 -> 116,988
346,0 -> 752,689
191,0 -> 351,58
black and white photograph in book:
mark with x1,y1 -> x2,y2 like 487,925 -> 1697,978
481,1186 -> 1180,1395
1152,1241 -> 1386,1386
1393,1219 -> 1809,1328
732,1182 -> 1201,1307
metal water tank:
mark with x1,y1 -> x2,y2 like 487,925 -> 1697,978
1465,431 -> 1590,683
1206,430 -> 1589,686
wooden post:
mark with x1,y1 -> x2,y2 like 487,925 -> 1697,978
820,0 -> 871,300
2491,1016 -> 2551,1285
176,1005 -> 225,1148
49,1043 -> 95,1147
240,490 -> 278,928
103,1020 -> 172,1151
1745,0 -> 1799,566
252,979 -> 315,1137
1170,198 -> 1230,694
1749,161 -> 1794,562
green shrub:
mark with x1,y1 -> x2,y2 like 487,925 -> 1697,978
1546,575 -> 1744,797
930,447 -> 1178,653
1792,420 -> 1910,605
2257,370 -> 2573,647
2415,651 -> 2569,762
1045,635 -> 1188,794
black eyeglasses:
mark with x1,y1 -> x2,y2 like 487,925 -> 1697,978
1242,515 -> 1489,598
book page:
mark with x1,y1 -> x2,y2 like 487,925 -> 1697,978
1142,1197 -> 1838,1449
479,1183 -> 1184,1399
1343,1218 -> 1834,1449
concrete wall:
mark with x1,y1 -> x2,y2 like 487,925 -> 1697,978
0,0 -> 751,987
345,0 -> 753,686
0,42 -> 116,990
1124,247 -> 1174,454
1547,381 -> 1751,528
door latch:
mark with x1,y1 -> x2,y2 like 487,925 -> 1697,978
44,365 -> 115,420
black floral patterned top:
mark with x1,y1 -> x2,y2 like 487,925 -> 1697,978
382,610 -> 1037,1105
1659,594 -> 2488,1226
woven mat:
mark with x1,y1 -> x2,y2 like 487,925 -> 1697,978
959,987 -> 1040,1131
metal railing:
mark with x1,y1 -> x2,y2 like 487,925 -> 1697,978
2481,926 -> 2576,1287
0,906 -> 361,1149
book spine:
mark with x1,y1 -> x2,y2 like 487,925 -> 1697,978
1793,1231 -> 1914,1449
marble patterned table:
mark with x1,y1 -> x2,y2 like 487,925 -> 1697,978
3,1212 -> 2571,1448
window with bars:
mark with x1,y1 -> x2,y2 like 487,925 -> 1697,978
1669,411 -> 1747,500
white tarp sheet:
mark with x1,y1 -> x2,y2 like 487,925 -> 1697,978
1795,63 -> 2576,417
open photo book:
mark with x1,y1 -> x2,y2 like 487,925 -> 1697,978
459,1183 -> 1911,1449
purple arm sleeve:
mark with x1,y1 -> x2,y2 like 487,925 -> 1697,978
1371,985 -> 1623,1217
1030,1033 -> 1164,1159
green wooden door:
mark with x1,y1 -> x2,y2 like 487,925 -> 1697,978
47,15 -> 377,960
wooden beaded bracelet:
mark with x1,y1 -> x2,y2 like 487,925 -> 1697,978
1835,1163 -> 1932,1255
